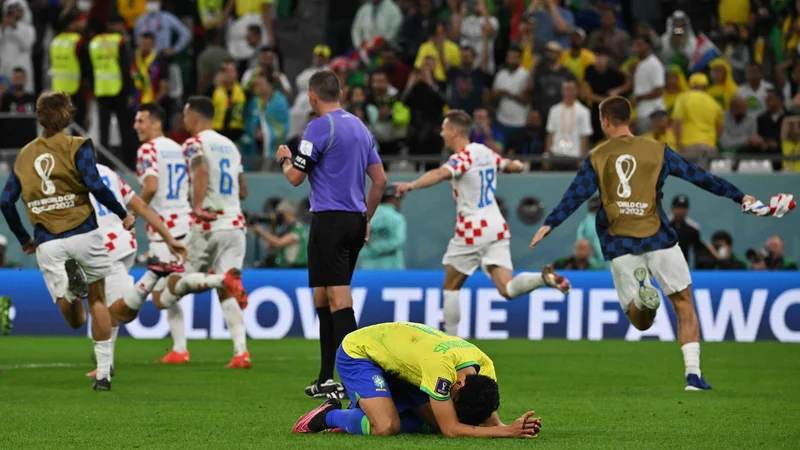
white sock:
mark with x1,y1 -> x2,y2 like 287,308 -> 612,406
443,290 -> 460,336
681,342 -> 701,376
220,298 -> 247,354
110,326 -> 119,368
505,272 -> 545,299
160,274 -> 225,308
175,273 -> 225,296
167,304 -> 187,353
123,271 -> 160,310
94,339 -> 113,380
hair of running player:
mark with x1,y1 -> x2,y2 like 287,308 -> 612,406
138,103 -> 166,125
308,70 -> 341,103
453,374 -> 500,426
186,96 -> 215,121
599,96 -> 632,126
445,109 -> 472,137
36,91 -> 75,133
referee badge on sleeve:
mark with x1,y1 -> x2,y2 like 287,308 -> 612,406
299,140 -> 313,156
434,377 -> 452,396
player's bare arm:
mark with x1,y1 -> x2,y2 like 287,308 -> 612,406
238,173 -> 248,200
394,167 -> 451,195
430,398 -> 539,438
501,159 -> 526,173
366,162 -> 387,220
189,155 -> 216,221
126,195 -> 188,260
276,145 -> 306,186
140,175 -> 158,204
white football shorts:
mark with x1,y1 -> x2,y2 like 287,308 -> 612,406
184,228 -> 246,274
148,234 -> 190,263
103,253 -> 136,306
442,238 -> 513,276
36,229 -> 112,303
609,244 -> 692,312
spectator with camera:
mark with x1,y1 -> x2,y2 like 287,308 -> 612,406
553,239 -> 602,270
250,200 -> 308,269
710,231 -> 748,270
764,235 -> 798,270
358,186 -> 407,270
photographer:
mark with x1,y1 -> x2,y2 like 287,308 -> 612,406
765,235 -> 798,270
710,231 -> 748,270
250,200 -> 308,268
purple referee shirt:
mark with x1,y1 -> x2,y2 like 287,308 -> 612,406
292,109 -> 382,213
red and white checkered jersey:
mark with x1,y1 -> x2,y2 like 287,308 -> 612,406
183,130 -> 245,233
136,136 -> 193,242
443,143 -> 510,246
91,164 -> 137,261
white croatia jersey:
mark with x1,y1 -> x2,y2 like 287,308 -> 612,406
444,143 -> 510,246
183,129 -> 245,233
136,136 -> 193,242
91,164 -> 137,261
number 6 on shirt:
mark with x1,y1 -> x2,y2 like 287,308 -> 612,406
219,158 -> 232,195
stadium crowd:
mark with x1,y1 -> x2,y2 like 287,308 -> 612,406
0,0 -> 796,271
1,0 -> 800,172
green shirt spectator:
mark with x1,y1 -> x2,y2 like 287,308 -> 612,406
576,197 -> 607,269
765,235 -> 798,270
359,188 -> 407,270
710,231 -> 748,270
553,239 -> 604,270
251,200 -> 308,268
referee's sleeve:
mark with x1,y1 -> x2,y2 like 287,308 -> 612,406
292,139 -> 317,173
293,118 -> 328,173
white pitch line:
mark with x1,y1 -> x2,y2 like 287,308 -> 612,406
2,355 -> 317,370
3,362 -> 80,370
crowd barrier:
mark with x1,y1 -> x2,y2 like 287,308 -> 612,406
3,269 -> 799,342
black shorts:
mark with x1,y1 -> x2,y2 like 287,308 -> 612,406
308,211 -> 367,288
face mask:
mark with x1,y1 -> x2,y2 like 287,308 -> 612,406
77,0 -> 92,12
717,246 -> 730,259
146,2 -> 161,13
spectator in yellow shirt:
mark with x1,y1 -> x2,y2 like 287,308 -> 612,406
672,73 -> 724,166
663,64 -> 687,115
559,28 -> 594,83
415,20 -> 461,82
718,0 -> 750,26
645,110 -> 677,148
781,116 -> 800,171
707,58 -> 738,109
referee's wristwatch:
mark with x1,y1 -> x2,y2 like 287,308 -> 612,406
279,156 -> 290,167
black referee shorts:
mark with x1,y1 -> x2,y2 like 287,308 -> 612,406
308,211 -> 367,288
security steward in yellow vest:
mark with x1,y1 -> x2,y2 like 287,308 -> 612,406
51,12 -> 89,129
87,15 -> 138,169
0,92 -> 132,342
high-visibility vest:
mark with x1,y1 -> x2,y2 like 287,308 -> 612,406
50,32 -> 82,95
89,33 -> 123,97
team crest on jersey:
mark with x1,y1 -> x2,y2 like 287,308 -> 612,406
448,159 -> 459,168
372,374 -> 387,391
185,143 -> 199,158
434,377 -> 452,396
141,159 -> 152,169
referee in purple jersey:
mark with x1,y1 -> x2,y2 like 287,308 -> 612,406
276,70 -> 387,399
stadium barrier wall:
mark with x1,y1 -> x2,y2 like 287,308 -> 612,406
4,269 -> 799,342
0,173 -> 798,269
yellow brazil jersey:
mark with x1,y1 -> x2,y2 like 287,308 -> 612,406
342,322 -> 496,401
672,90 -> 723,148
644,129 -> 677,149
236,0 -> 273,17
782,140 -> 800,172
414,40 -> 461,82
559,48 -> 595,83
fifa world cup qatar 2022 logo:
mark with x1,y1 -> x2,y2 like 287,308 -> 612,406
34,153 -> 57,195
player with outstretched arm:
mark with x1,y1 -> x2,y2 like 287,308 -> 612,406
394,109 -> 571,336
528,96 -> 794,390
293,321 -> 542,438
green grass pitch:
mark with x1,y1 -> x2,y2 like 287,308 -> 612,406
1,338 -> 799,449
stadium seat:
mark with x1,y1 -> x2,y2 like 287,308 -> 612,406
737,159 -> 773,174
709,159 -> 734,174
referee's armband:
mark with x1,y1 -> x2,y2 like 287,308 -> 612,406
292,140 -> 317,174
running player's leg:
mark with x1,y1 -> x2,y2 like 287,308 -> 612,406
483,240 -> 571,299
647,245 -> 709,390
609,253 -> 660,330
149,238 -> 190,361
74,231 -> 117,389
211,229 -> 249,368
441,240 -> 479,335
